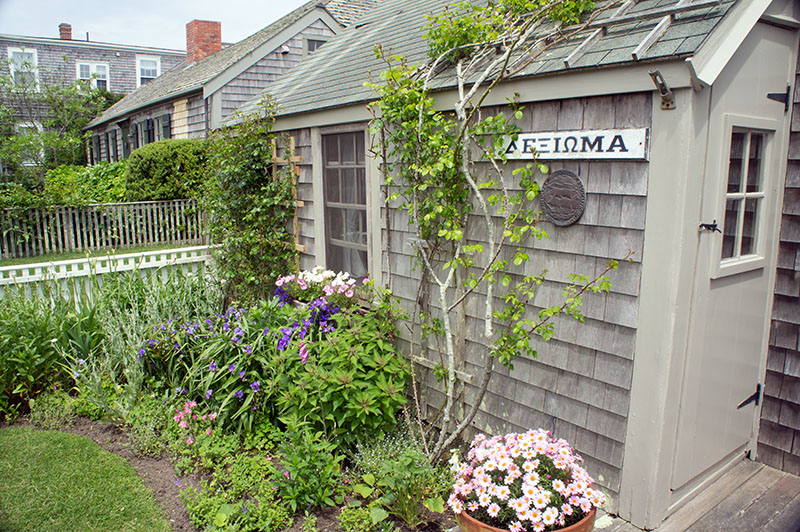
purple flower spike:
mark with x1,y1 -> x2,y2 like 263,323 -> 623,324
228,363 -> 236,373
209,362 -> 217,371
205,389 -> 213,399
250,381 -> 261,393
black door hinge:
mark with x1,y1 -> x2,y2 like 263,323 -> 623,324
737,383 -> 761,409
767,85 -> 791,113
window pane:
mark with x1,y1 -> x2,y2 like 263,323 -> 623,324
746,133 -> 763,193
721,199 -> 740,260
342,168 -> 356,203
727,132 -> 744,193
140,59 -> 157,77
79,64 -> 90,79
324,136 -> 338,165
96,65 -> 107,78
357,168 -> 366,204
327,208 -> 343,240
343,208 -> 363,244
741,198 -> 759,255
308,39 -> 325,52
341,134 -> 355,164
327,245 -> 368,279
96,79 -> 107,90
326,169 -> 340,202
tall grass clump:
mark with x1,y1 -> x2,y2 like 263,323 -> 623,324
72,267 -> 223,419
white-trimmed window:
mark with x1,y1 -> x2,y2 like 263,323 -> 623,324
136,55 -> 160,86
322,131 -> 368,278
77,62 -> 109,90
8,47 -> 38,89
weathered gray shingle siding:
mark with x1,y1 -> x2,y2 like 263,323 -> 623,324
759,45 -> 800,477
219,20 -> 336,122
186,94 -> 206,138
363,92 -> 649,507
0,37 -> 183,95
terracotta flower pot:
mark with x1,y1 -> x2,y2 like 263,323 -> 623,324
456,507 -> 596,532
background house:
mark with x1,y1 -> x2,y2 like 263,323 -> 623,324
227,0 -> 800,529
0,23 -> 184,109
84,0 -> 378,164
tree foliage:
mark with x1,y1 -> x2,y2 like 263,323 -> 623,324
369,0 -> 625,460
0,54 -> 122,187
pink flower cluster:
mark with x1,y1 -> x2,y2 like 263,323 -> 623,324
448,430 -> 605,532
173,400 -> 218,445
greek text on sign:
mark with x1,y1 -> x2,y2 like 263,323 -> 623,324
504,128 -> 649,160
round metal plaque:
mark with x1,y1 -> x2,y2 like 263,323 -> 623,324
540,170 -> 586,226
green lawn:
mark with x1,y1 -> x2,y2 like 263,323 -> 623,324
0,427 -> 170,532
0,243 -> 189,268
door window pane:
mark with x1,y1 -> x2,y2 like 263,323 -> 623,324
741,198 -> 759,256
746,134 -> 763,193
721,199 -> 740,260
727,132 -> 744,193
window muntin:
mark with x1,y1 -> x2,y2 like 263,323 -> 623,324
136,56 -> 160,86
323,132 -> 368,278
721,129 -> 767,263
8,47 -> 38,89
77,62 -> 109,90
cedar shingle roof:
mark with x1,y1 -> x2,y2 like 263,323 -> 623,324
230,0 -> 737,122
86,0 -> 376,129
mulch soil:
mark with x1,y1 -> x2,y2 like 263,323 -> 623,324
1,416 -> 457,532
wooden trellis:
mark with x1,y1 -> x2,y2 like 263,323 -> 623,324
271,137 -> 305,269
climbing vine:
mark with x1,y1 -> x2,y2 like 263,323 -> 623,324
369,0 -> 624,460
204,99 -> 297,305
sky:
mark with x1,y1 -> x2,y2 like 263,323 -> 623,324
0,0 -> 312,50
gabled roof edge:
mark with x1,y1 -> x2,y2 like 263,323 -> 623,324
686,0 -> 772,88
203,7 -> 344,98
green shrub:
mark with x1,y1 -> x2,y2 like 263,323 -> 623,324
125,139 -> 208,201
43,161 -> 127,206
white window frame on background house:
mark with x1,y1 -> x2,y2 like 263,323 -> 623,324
76,61 -> 110,91
136,55 -> 160,87
312,125 -> 380,283
712,114 -> 778,279
7,47 -> 38,90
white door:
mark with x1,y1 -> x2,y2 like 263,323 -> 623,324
671,22 -> 796,492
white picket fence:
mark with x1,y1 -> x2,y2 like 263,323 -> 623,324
0,199 -> 207,260
0,245 -> 213,298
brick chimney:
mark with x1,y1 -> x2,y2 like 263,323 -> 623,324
59,23 -> 72,40
186,20 -> 221,64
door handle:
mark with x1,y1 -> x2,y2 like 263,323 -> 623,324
699,220 -> 722,233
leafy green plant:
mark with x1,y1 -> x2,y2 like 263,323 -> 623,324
203,98 -> 297,304
43,161 -> 127,206
337,505 -> 376,532
273,288 -> 410,451
302,511 -> 319,532
28,390 -> 75,429
277,426 -> 344,512
351,429 -> 451,528
124,139 -> 208,201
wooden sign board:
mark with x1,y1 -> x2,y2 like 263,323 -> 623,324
503,128 -> 649,160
